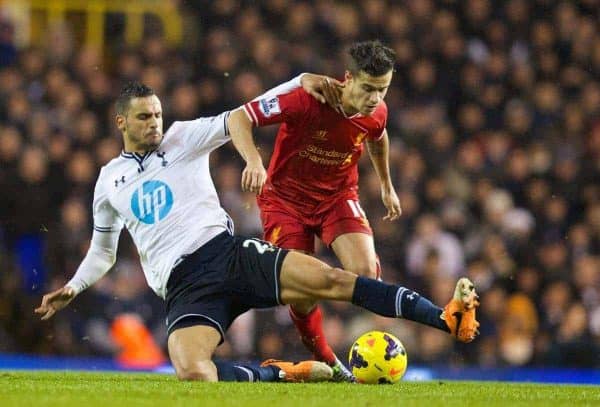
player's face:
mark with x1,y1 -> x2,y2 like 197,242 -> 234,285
117,95 -> 164,152
344,70 -> 393,116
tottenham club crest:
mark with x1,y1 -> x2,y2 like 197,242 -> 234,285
131,180 -> 174,224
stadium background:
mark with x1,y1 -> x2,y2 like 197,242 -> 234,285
0,0 -> 599,373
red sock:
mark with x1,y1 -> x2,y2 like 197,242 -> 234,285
289,305 -> 336,365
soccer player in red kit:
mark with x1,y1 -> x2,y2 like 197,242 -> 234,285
228,41 -> 401,381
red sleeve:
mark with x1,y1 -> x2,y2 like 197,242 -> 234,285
368,101 -> 388,141
243,88 -> 310,127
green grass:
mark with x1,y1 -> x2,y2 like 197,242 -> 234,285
0,371 -> 598,407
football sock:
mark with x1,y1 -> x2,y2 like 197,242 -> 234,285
289,305 -> 337,365
215,361 -> 280,382
351,276 -> 450,333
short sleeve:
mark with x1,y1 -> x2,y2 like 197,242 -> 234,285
368,126 -> 385,141
367,102 -> 388,141
243,88 -> 310,127
171,111 -> 232,154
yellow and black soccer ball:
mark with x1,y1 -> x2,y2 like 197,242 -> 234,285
348,331 -> 408,384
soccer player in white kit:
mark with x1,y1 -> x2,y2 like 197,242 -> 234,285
36,77 -> 480,383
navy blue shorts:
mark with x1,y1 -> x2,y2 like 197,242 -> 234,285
165,232 -> 288,342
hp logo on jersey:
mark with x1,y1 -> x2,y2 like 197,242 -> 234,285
131,180 -> 174,224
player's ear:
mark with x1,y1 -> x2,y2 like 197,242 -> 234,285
116,115 -> 126,133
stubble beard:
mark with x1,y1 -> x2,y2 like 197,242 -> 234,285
126,131 -> 163,152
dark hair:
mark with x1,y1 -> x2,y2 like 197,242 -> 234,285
348,40 -> 396,77
115,81 -> 155,115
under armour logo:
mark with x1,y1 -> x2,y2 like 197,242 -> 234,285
156,151 -> 168,167
406,292 -> 418,301
114,176 -> 126,187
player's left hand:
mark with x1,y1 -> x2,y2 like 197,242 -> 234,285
381,186 -> 401,221
300,73 -> 344,111
35,286 -> 76,320
242,160 -> 267,195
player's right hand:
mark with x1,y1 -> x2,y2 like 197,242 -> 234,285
242,160 -> 267,195
35,286 -> 76,320
382,186 -> 402,221
301,74 -> 344,112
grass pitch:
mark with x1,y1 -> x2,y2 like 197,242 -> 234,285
0,371 -> 598,407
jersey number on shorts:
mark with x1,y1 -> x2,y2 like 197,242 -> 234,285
347,200 -> 366,218
243,239 -> 276,254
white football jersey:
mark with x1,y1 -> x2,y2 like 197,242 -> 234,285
66,74 -> 304,300
70,112 -> 233,298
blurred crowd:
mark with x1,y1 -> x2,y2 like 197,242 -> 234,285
1,0 -> 600,369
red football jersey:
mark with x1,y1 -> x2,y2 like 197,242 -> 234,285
244,88 -> 387,213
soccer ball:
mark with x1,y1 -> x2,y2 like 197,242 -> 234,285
348,331 -> 408,384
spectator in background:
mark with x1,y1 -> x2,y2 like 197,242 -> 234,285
407,213 -> 464,279
0,16 -> 16,67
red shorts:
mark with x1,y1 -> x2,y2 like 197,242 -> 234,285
259,195 -> 373,253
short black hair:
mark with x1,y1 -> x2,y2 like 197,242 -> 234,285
348,40 -> 396,77
115,81 -> 155,115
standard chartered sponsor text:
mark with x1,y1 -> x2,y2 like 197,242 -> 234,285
299,144 -> 351,166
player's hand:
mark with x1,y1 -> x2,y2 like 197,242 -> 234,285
35,286 -> 76,320
382,186 -> 401,221
242,160 -> 267,194
300,74 -> 344,112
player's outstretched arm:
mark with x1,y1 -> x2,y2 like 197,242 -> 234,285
35,213 -> 121,320
366,129 -> 401,221
228,73 -> 343,194
253,73 -> 343,107
35,286 -> 76,320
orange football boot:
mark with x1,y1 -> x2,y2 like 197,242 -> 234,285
441,277 -> 481,342
260,359 -> 333,382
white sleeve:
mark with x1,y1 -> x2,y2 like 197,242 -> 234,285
173,75 -> 304,154
173,110 -> 232,154
66,173 -> 123,295
251,73 -> 304,101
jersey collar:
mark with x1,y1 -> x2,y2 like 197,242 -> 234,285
120,150 -> 152,164
338,105 -> 363,119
